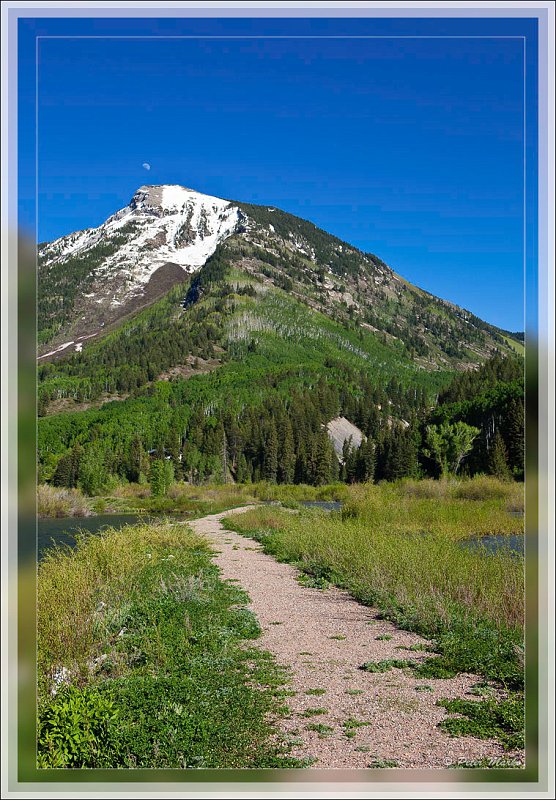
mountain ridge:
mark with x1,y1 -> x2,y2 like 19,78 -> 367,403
38,183 -> 520,371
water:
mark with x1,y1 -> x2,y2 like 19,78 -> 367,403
300,501 -> 342,512
37,513 -> 189,561
460,533 -> 524,557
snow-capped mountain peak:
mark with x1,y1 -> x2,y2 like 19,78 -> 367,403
38,184 -> 243,335
37,185 -> 245,355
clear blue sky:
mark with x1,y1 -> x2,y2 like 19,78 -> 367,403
19,16 -> 538,331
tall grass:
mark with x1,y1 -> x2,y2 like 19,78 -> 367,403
341,479 -> 523,540
38,523 -> 192,686
248,481 -> 349,503
102,481 -> 257,515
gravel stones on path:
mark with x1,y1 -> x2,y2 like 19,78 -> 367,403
189,508 -> 521,770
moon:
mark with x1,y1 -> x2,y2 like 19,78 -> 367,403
142,162 -> 151,171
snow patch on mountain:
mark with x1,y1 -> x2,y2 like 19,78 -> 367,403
39,185 -> 243,308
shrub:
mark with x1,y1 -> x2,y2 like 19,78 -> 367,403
38,686 -> 119,768
37,485 -> 91,518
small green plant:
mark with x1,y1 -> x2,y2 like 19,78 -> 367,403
360,659 -> 416,673
414,685 -> 434,692
300,707 -> 328,718
438,696 -> 524,750
297,573 -> 332,590
375,634 -> 392,641
345,689 -> 363,696
368,758 -> 399,768
306,723 -> 334,736
354,745 -> 371,752
329,634 -> 347,640
342,718 -> 370,738
469,681 -> 496,697
305,688 -> 326,696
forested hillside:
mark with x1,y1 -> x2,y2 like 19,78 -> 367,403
38,245 -> 523,491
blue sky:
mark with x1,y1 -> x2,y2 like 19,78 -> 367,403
19,16 -> 538,331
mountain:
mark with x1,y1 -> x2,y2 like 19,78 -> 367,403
38,184 -> 518,367
38,185 -> 245,353
37,184 -> 524,487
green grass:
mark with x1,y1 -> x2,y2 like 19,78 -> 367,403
361,659 -> 416,674
299,707 -> 328,718
341,478 -> 524,539
368,758 -> 399,768
342,718 -> 370,738
502,335 -> 525,357
102,481 -> 258,517
37,521 -> 300,769
305,688 -> 326,696
305,723 -> 334,736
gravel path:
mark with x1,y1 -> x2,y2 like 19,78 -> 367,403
190,507 -> 521,770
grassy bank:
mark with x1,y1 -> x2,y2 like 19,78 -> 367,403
37,521 -> 299,769
97,482 -> 259,516
98,481 -> 348,515
224,478 -> 524,689
37,480 -> 348,519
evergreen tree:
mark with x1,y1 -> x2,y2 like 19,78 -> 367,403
313,430 -> 333,486
278,419 -> 296,484
355,437 -> 375,483
506,397 -> 524,477
236,452 -> 249,483
263,420 -> 278,483
488,430 -> 512,481
52,443 -> 82,488
128,433 -> 146,483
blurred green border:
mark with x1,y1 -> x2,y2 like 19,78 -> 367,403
9,4 -> 551,794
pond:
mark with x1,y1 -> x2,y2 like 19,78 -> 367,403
300,501 -> 343,512
37,513 -> 190,561
460,533 -> 524,557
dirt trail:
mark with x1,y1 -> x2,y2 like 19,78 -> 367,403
190,507 -> 518,769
